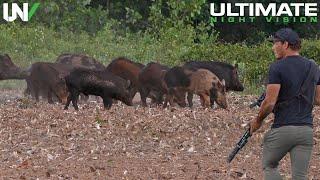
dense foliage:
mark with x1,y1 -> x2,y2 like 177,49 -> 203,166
0,0 -> 319,92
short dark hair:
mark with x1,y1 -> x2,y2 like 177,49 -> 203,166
288,39 -> 301,51
271,28 -> 301,50
277,39 -> 301,51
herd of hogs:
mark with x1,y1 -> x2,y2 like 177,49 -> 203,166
0,53 -> 244,110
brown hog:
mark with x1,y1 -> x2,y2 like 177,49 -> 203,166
138,62 -> 169,106
106,57 -> 144,99
0,54 -> 29,80
26,62 -> 72,104
187,69 -> 227,109
164,67 -> 227,109
56,53 -> 105,70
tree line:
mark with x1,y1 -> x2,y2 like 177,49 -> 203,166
0,0 -> 319,43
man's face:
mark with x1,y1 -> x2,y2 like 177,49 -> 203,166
272,40 -> 289,60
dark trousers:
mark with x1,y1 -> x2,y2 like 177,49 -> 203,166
262,126 -> 313,180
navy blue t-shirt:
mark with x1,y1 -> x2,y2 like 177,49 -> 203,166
268,55 -> 320,128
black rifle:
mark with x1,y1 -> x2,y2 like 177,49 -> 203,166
249,92 -> 266,108
227,128 -> 251,163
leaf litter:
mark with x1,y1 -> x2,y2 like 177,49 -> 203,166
0,89 -> 319,179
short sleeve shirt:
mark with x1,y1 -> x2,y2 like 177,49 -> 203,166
268,55 -> 320,128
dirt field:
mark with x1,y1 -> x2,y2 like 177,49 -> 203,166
0,89 -> 319,179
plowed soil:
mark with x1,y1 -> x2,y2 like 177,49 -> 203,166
0,90 -> 319,179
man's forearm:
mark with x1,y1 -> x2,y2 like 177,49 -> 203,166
256,100 -> 275,123
314,86 -> 320,106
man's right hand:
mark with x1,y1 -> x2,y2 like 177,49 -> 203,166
249,117 -> 263,135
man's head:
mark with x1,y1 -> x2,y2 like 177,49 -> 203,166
269,28 -> 301,59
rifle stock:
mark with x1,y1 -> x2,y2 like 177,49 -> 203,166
249,92 -> 266,108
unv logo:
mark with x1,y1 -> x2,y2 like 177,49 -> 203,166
3,3 -> 40,22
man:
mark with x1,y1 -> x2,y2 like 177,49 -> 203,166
249,28 -> 320,180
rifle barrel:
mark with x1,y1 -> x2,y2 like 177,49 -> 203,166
227,129 -> 251,163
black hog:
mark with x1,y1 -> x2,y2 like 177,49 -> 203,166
0,54 -> 29,80
64,68 -> 133,110
164,66 -> 192,89
163,66 -> 193,107
106,57 -> 144,99
138,62 -> 169,106
183,61 -> 244,91
26,62 -> 72,104
55,53 -> 106,102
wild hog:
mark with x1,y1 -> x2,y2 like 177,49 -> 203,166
64,68 -> 133,110
164,67 -> 228,109
106,57 -> 144,99
186,69 -> 227,109
25,53 -> 104,102
163,66 -> 193,107
56,53 -> 105,70
138,62 -> 169,106
183,61 -> 244,91
0,54 -> 29,80
55,53 -> 106,102
26,62 -> 72,104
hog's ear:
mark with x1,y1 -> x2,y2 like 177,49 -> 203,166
126,80 -> 131,89
2,54 -> 13,65
215,80 -> 224,89
234,63 -> 238,69
3,54 -> 10,59
221,79 -> 226,86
